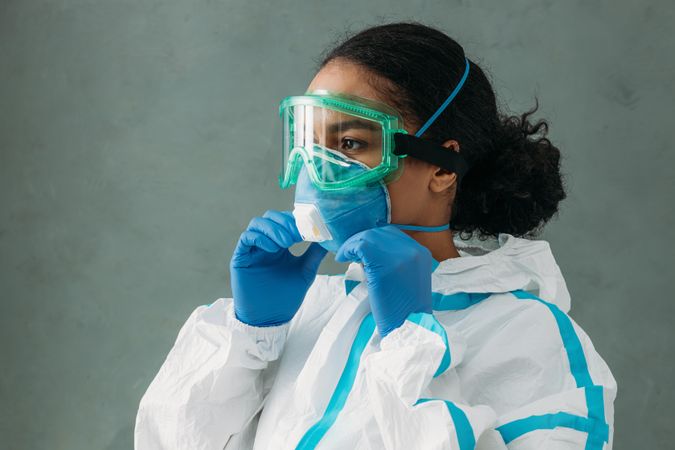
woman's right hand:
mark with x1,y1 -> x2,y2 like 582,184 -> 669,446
230,210 -> 328,327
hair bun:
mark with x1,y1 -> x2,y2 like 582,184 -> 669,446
452,98 -> 566,238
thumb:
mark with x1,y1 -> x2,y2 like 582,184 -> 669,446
299,242 -> 328,272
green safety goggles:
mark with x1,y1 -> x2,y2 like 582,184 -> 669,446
278,57 -> 472,191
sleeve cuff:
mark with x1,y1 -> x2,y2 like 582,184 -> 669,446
224,301 -> 292,338
381,311 -> 452,378
197,298 -> 291,362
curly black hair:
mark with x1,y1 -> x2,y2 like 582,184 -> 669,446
316,21 -> 566,238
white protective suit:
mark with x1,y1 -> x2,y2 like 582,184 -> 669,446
135,233 -> 617,449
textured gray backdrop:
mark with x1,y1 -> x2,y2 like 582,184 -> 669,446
1,1 -> 673,449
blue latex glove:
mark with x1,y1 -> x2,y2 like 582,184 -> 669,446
335,225 -> 434,337
230,210 -> 328,327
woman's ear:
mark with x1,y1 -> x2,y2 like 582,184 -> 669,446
429,140 -> 461,193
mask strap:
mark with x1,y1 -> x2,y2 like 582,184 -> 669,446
392,57 -> 471,183
393,223 -> 450,232
415,57 -> 471,138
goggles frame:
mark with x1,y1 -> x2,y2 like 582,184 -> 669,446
278,90 -> 409,191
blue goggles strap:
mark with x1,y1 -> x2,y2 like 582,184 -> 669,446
415,57 -> 471,138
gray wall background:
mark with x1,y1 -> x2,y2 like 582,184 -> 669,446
1,1 -> 673,449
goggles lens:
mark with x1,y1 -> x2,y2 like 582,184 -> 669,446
280,94 -> 404,190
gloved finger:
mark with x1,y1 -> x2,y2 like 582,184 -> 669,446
334,231 -> 371,264
247,216 -> 296,249
299,242 -> 328,271
262,210 -> 303,243
238,228 -> 282,253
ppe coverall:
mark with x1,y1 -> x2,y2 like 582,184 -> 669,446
135,233 -> 617,449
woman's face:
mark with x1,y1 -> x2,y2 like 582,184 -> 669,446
305,58 -> 456,227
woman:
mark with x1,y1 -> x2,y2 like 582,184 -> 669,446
135,22 -> 616,449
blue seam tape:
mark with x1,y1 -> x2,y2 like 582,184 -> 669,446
496,411 -> 609,444
506,290 -> 609,449
511,290 -> 593,386
405,312 -> 451,377
432,292 -> 491,311
415,398 -> 476,450
295,313 -> 376,449
344,279 -> 360,295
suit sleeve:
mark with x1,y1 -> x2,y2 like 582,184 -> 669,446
134,298 -> 290,450
362,307 -> 616,450
362,311 -> 496,449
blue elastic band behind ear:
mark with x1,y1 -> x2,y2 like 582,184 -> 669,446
414,57 -> 470,138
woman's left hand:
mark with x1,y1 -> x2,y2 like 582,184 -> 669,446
335,225 -> 434,337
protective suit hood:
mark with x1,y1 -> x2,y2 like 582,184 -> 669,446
435,233 -> 572,313
344,232 -> 571,313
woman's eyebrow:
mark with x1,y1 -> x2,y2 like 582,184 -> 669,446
326,119 -> 379,133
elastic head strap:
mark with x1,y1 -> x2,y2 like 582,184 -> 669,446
415,57 -> 471,138
393,133 -> 469,183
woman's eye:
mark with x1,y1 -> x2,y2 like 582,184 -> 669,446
340,137 -> 367,152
